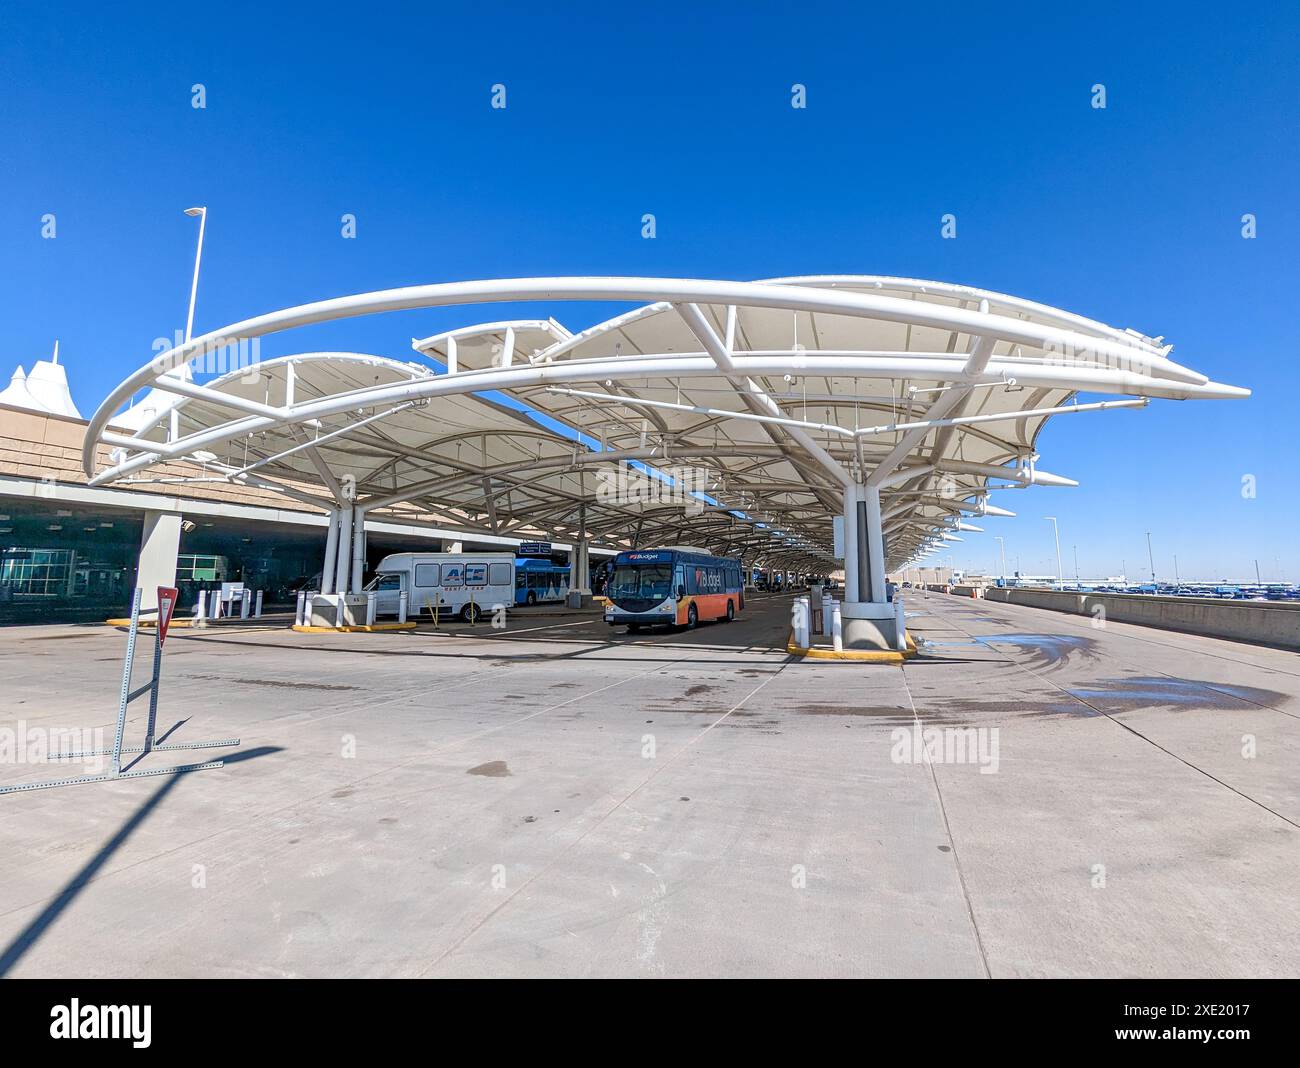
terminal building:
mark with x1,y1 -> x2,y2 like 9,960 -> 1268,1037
0,353 -> 611,624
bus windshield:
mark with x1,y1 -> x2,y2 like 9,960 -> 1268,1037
609,564 -> 673,602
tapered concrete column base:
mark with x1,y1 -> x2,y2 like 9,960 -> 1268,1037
840,601 -> 903,651
309,593 -> 370,627
136,510 -> 182,615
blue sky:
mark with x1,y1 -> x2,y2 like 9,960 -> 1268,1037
1,1 -> 1296,580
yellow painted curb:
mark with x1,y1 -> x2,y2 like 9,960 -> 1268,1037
105,617 -> 196,628
786,629 -> 918,662
291,622 -> 418,633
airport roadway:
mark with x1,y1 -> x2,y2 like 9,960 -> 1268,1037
0,591 -> 1296,977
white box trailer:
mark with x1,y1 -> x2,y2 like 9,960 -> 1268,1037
365,552 -> 514,623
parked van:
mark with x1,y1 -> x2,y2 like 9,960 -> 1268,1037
364,552 -> 515,622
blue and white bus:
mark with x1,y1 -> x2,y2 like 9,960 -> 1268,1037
514,558 -> 570,606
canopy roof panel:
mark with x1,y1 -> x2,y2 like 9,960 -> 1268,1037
85,276 -> 1248,570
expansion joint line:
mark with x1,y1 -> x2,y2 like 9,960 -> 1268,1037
897,666 -> 993,979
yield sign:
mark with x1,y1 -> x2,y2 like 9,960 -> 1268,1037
157,586 -> 179,645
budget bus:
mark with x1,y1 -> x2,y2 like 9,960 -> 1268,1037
514,558 -> 570,606
604,547 -> 744,632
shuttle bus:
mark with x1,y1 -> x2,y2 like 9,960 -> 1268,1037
365,552 -> 515,622
514,558 -> 570,605
604,547 -> 744,632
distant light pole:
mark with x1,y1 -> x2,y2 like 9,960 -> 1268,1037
1146,531 -> 1156,585
1174,554 -> 1180,587
183,206 -> 208,344
995,535 -> 1007,584
1044,517 -> 1063,589
1073,545 -> 1080,587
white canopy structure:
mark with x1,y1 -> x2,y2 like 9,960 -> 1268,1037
2,342 -> 82,419
83,275 -> 1248,647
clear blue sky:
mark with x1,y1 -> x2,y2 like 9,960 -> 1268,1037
2,1 -> 1296,581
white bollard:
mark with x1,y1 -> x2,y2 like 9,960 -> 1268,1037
821,594 -> 833,635
366,591 -> 377,626
211,592 -> 223,620
397,590 -> 408,624
832,601 -> 843,652
254,590 -> 264,618
295,589 -> 307,627
195,590 -> 208,629
241,589 -> 251,619
894,594 -> 907,651
793,596 -> 810,648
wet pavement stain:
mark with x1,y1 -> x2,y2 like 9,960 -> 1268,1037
1066,676 -> 1291,712
181,674 -> 359,691
963,633 -> 1102,669
796,704 -> 913,720
917,697 -> 1103,723
685,684 -> 714,697
468,760 -> 511,777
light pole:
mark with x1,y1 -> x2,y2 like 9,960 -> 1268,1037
1044,516 -> 1063,590
1146,531 -> 1156,586
183,206 -> 208,344
1073,544 -> 1080,587
1174,554 -> 1180,588
995,535 -> 1007,585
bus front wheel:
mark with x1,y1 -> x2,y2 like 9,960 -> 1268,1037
685,604 -> 698,630
525,591 -> 537,606
461,603 -> 482,624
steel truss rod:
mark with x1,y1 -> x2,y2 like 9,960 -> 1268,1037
90,351 -> 1246,485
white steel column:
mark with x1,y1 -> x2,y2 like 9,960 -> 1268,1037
863,484 -> 887,603
351,508 -> 367,594
320,508 -> 339,594
841,485 -> 860,605
334,504 -> 353,596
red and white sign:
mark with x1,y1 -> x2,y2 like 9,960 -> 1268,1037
157,586 -> 179,646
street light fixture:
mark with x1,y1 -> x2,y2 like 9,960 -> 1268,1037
1044,516 -> 1063,590
183,206 -> 207,344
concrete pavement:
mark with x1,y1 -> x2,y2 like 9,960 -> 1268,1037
0,591 -> 1295,977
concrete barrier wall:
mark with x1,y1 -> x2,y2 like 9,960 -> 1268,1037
950,585 -> 983,598
982,587 -> 1300,651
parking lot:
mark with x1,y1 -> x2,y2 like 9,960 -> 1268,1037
1,592 -> 1297,977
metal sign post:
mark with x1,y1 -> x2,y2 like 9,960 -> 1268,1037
0,588 -> 240,796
